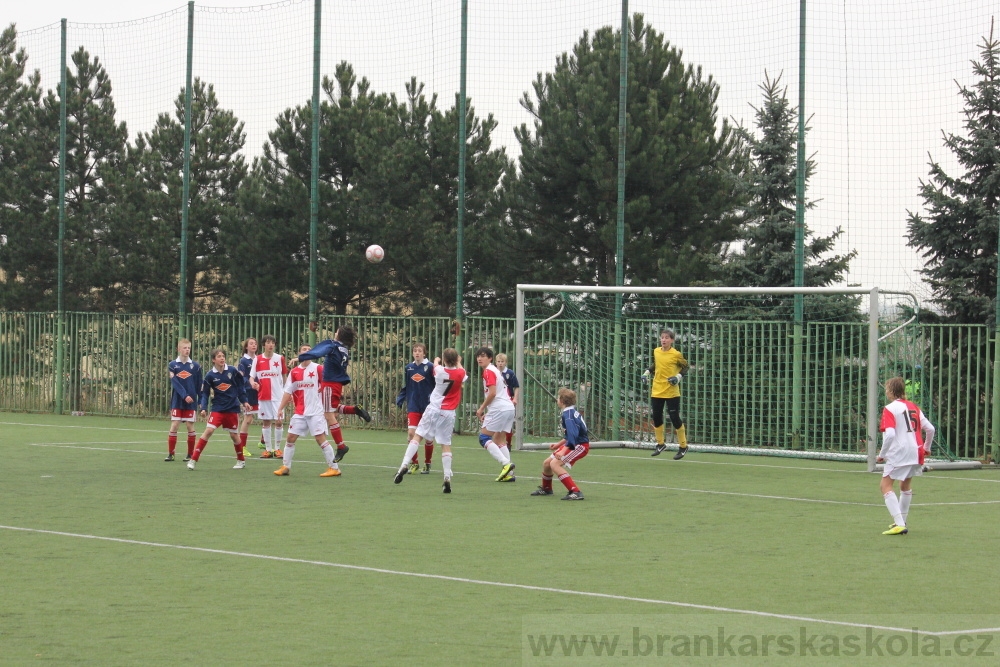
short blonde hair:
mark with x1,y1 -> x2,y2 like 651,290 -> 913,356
495,353 -> 508,364
557,387 -> 577,407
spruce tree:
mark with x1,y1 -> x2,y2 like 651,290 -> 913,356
907,21 -> 1000,324
719,72 -> 856,320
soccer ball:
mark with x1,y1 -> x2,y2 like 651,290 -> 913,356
365,244 -> 384,263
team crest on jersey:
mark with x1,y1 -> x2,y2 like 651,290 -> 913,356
412,373 -> 426,383
217,383 -> 232,391
176,371 -> 192,379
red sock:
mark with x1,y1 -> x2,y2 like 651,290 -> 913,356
342,406 -> 358,415
410,452 -> 419,465
239,432 -> 248,448
505,432 -> 512,446
187,433 -> 196,457
234,442 -> 245,461
558,473 -> 578,493
193,438 -> 208,461
330,424 -> 344,446
542,474 -> 553,490
425,443 -> 434,465
167,433 -> 177,455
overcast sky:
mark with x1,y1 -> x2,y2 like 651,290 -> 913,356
6,1 -> 997,304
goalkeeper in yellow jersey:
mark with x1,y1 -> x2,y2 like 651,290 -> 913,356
643,329 -> 690,459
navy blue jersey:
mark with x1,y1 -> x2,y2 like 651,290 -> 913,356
403,359 -> 435,414
500,367 -> 520,400
237,353 -> 259,405
200,364 -> 248,414
169,358 -> 202,411
560,405 -> 589,446
298,339 -> 351,384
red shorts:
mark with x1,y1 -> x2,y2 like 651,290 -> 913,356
407,412 -> 423,428
207,412 -> 239,431
555,443 -> 590,466
170,409 -> 196,422
320,382 -> 345,412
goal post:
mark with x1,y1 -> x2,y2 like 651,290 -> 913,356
513,284 -> 931,471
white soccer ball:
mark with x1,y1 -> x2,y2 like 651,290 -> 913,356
365,244 -> 384,263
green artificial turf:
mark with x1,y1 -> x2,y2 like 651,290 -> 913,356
2,413 -> 999,665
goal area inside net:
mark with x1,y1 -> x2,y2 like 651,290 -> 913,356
512,284 -> 969,471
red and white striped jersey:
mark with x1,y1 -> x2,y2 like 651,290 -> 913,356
428,365 -> 467,411
482,363 -> 514,410
251,353 -> 289,402
283,362 -> 323,416
879,399 -> 935,467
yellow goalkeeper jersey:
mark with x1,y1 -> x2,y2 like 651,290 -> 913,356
651,347 -> 689,399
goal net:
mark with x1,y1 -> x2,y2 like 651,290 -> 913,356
514,285 -> 928,470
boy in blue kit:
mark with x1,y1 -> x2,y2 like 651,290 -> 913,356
166,339 -> 202,462
495,353 -> 520,451
399,343 -> 436,474
297,326 -> 371,464
187,349 -> 251,470
530,388 -> 589,500
236,337 -> 259,458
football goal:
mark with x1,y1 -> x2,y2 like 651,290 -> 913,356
512,284 -> 973,472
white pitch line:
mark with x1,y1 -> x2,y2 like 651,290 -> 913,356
27,442 -> 1000,508
0,420 -> 163,433
8,420 -> 1000,482
1,523 -> 994,638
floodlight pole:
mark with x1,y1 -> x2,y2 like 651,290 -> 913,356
455,0 -> 468,349
308,0 -> 322,344
611,0 -> 629,442
55,19 -> 67,415
791,0 -> 807,449
178,1 -> 194,340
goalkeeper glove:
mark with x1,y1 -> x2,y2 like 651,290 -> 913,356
667,374 -> 682,386
641,369 -> 650,385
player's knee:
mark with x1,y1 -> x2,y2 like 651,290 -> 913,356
479,433 -> 492,448
668,412 -> 683,429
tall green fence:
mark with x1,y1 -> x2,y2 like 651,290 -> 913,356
0,312 -> 992,460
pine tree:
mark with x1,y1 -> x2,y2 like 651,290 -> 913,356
107,78 -> 247,312
719,72 -> 856,320
35,47 -> 129,310
907,20 -> 1000,324
245,62 -> 509,315
0,25 -> 58,310
512,14 -> 746,288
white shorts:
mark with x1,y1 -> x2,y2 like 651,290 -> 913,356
883,463 -> 923,481
415,407 -> 457,446
288,414 -> 329,438
482,407 -> 515,435
258,399 -> 282,421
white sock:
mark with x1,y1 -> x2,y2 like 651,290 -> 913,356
884,491 -> 904,526
401,440 -> 420,470
899,490 -> 912,522
442,452 -> 453,480
500,444 -> 511,462
263,427 -> 272,452
485,441 -> 509,465
275,426 -> 283,449
282,443 -> 295,467
320,441 -> 336,467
